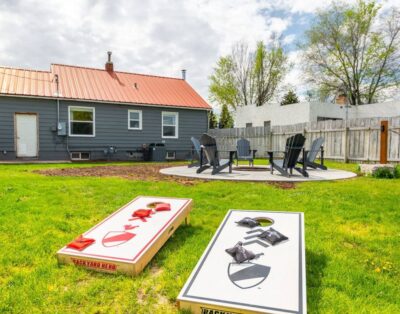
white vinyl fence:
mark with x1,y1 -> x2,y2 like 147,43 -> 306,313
208,116 -> 400,163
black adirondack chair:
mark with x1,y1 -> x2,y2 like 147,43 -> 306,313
197,133 -> 234,175
268,133 -> 308,177
188,136 -> 208,168
298,137 -> 327,170
236,138 -> 257,166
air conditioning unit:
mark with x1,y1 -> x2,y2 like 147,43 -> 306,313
70,152 -> 90,161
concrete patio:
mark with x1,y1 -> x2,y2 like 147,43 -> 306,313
160,165 -> 357,182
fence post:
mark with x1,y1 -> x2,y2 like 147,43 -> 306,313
380,120 -> 388,164
344,125 -> 349,163
268,129 -> 273,154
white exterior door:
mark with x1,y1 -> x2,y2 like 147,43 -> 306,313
15,114 -> 38,157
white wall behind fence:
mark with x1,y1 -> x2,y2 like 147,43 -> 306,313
209,116 -> 400,163
349,101 -> 400,119
234,101 -> 400,127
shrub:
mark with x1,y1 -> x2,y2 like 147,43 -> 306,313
372,167 -> 395,179
395,165 -> 400,178
356,164 -> 362,175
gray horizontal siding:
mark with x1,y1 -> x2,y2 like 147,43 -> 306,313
0,96 -> 208,160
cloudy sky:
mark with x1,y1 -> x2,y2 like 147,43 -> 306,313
0,0 -> 398,108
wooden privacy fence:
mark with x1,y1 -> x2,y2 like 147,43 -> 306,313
208,116 -> 400,163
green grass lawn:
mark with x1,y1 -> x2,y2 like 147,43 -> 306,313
0,161 -> 399,313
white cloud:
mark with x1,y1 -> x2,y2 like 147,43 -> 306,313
0,0 -> 283,104
0,0 -> 398,107
269,17 -> 292,34
271,0 -> 399,14
269,0 -> 332,14
283,34 -> 296,45
281,50 -> 306,97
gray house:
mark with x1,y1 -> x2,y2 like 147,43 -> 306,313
0,54 -> 210,161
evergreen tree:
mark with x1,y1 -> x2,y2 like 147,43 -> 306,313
208,110 -> 218,129
281,89 -> 300,105
219,104 -> 234,128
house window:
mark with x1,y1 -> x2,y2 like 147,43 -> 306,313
70,152 -> 90,160
166,151 -> 176,160
162,112 -> 178,138
246,123 -> 253,128
128,110 -> 142,130
69,106 -> 95,137
264,121 -> 271,129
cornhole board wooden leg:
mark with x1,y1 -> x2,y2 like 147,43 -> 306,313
57,196 -> 192,276
185,214 -> 190,225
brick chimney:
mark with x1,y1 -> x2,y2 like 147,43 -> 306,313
105,51 -> 113,72
336,94 -> 348,105
335,86 -> 348,105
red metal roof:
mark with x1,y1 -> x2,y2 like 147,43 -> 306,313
0,64 -> 210,110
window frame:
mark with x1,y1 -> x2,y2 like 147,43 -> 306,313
161,111 -> 179,139
128,109 -> 143,130
70,152 -> 91,160
68,106 -> 96,137
166,151 -> 176,160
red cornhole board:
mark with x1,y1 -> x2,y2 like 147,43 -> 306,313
57,196 -> 192,275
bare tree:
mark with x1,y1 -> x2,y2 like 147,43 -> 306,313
230,42 -> 254,107
209,40 -> 288,108
253,41 -> 288,106
302,0 -> 400,106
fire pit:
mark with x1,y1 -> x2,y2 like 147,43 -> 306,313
234,166 -> 269,172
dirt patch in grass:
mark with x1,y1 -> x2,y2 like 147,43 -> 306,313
36,164 -> 201,186
36,164 -> 299,188
137,288 -> 146,304
267,181 -> 296,189
149,265 -> 164,277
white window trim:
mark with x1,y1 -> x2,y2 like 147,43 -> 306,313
70,152 -> 91,160
162,111 -> 179,139
128,109 -> 142,130
68,106 -> 96,137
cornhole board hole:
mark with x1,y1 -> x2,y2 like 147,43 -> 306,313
57,196 -> 192,276
177,210 -> 306,314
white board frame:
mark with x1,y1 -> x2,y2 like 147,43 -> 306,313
178,210 -> 306,314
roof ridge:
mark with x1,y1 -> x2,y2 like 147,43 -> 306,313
0,65 -> 51,74
51,63 -> 184,81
